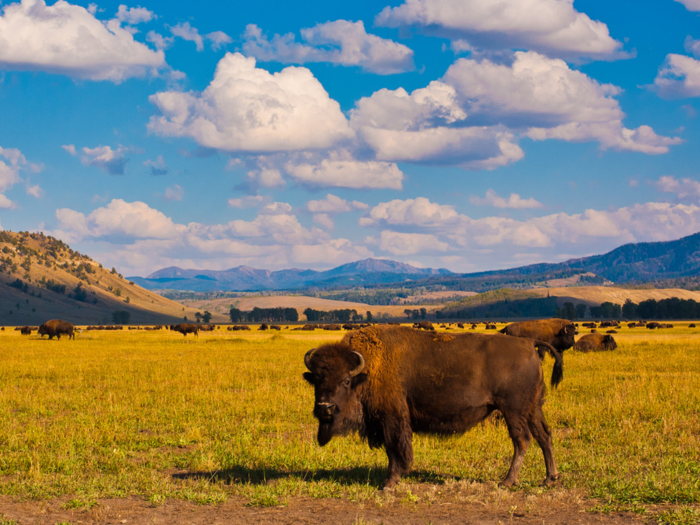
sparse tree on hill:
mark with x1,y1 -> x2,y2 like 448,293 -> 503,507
202,311 -> 212,323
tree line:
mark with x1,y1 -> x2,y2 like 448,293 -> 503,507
230,307 -> 299,323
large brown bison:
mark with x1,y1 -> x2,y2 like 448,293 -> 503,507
303,326 -> 562,490
499,318 -> 575,352
38,320 -> 75,340
170,323 -> 199,337
573,333 -> 617,352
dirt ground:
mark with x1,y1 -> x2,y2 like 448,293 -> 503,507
0,492 -> 651,525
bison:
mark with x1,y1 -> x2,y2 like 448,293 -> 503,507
38,319 -> 75,340
413,321 -> 434,331
303,326 -> 562,490
20,326 -> 32,335
574,333 -> 617,352
170,323 -> 199,337
499,318 -> 575,352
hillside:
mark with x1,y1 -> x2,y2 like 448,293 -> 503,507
529,286 -> 700,306
129,258 -> 452,292
0,231 -> 221,325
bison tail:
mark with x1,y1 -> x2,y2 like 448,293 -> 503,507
534,340 -> 564,388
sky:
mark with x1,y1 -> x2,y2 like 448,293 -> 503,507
1,0 -> 700,277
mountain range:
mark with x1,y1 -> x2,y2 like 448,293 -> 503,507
129,258 -> 453,292
130,231 -> 700,293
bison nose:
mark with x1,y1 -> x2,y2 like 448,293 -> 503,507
316,401 -> 335,417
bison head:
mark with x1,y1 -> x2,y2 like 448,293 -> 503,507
555,323 -> 576,350
37,324 -> 47,336
602,335 -> 617,350
303,343 -> 367,446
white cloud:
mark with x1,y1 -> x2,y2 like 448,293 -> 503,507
56,199 -> 186,241
0,0 -> 165,82
164,184 -> 184,202
169,22 -> 204,51
675,0 -> 700,11
313,213 -> 334,229
379,231 -> 449,255
146,30 -> 173,50
0,146 -> 42,207
242,20 -> 414,74
62,144 -> 77,156
307,194 -> 368,213
115,5 -> 154,25
148,53 -> 353,152
207,31 -> 232,51
290,238 -> 373,265
260,202 -> 293,215
655,175 -> 700,201
228,195 -> 266,209
80,146 -> 128,175
362,197 -> 460,227
144,155 -> 168,175
470,189 -> 543,209
285,156 -> 404,189
653,53 -> 700,99
375,0 -> 625,60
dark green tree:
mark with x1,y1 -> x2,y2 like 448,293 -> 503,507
575,303 -> 587,319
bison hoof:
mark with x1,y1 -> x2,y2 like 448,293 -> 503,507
542,474 -> 559,487
381,480 -> 398,491
498,479 -> 516,489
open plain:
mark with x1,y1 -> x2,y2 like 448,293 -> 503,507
0,323 -> 699,524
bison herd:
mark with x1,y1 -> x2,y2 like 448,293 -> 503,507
5,313 -> 696,491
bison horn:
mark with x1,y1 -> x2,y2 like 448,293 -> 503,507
304,348 -> 316,371
348,351 -> 365,377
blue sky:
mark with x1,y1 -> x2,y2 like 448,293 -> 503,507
1,0 -> 700,277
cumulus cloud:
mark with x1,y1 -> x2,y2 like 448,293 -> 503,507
675,0 -> 700,11
148,53 -> 353,152
470,189 -> 543,209
445,52 -> 681,154
228,195 -> 266,209
290,238 -> 373,265
62,144 -> 77,156
285,156 -> 404,189
375,0 -> 626,60
80,146 -> 128,175
207,31 -> 232,51
163,184 -> 183,202
166,22 -> 232,52
115,5 -> 154,25
655,175 -> 700,201
0,0 -> 165,82
379,231 -> 450,255
242,21 -> 414,74
144,155 -> 168,176
313,213 -> 335,229
360,197 -> 460,228
0,146 -> 43,207
307,194 -> 369,213
652,53 -> 700,99
168,22 -> 204,51
56,199 -> 186,241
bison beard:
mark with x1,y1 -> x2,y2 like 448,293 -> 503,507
303,326 -> 561,490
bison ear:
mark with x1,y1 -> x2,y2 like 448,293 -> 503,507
351,372 -> 367,388
302,372 -> 316,385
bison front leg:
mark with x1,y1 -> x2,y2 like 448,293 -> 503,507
382,416 -> 413,490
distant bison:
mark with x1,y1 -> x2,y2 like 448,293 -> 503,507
690,324 -> 697,328
574,333 -> 617,352
38,320 -> 75,340
20,326 -> 32,335
413,321 -> 434,331
303,326 -> 562,490
500,318 -> 576,353
170,323 -> 199,337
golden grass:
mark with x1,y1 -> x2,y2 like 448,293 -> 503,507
0,323 -> 698,511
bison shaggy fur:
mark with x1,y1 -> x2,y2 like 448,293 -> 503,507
38,320 -> 75,340
303,326 -> 562,490
574,333 -> 617,352
499,318 -> 575,352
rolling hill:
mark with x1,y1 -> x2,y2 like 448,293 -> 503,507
0,231 -> 222,326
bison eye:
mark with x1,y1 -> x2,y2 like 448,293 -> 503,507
343,378 -> 351,387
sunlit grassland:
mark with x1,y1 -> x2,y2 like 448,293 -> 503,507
0,324 -> 698,511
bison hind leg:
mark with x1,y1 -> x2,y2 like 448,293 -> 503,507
498,411 -> 532,488
528,406 -> 559,487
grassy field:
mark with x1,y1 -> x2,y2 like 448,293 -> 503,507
0,323 -> 699,521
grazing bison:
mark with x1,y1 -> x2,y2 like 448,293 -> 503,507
170,323 -> 199,337
303,326 -> 562,490
574,333 -> 617,352
690,324 -> 697,328
38,320 -> 75,340
413,321 -> 434,331
499,318 -> 576,352
20,326 -> 32,335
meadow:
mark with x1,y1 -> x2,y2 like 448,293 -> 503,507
0,323 -> 699,523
